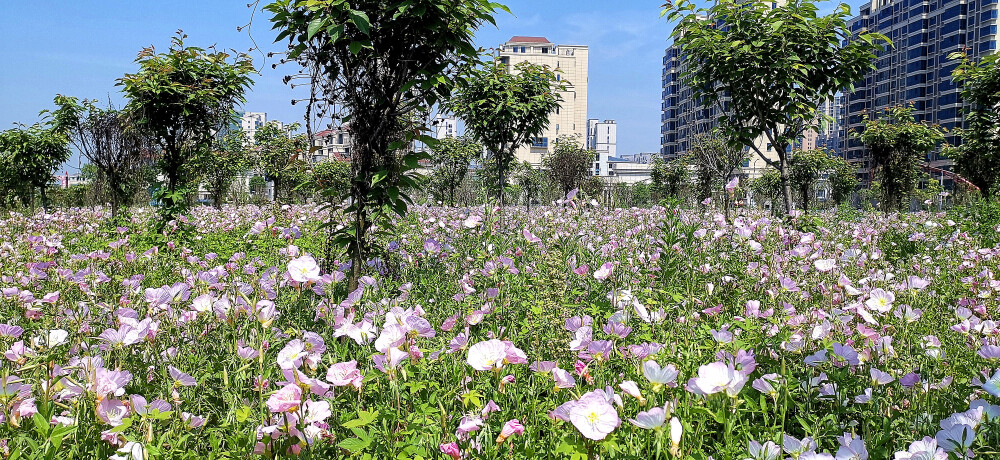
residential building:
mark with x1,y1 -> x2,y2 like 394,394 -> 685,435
433,115 -> 458,139
587,119 -> 619,177
499,36 -> 589,166
53,171 -> 89,189
311,128 -> 351,164
241,112 -> 268,142
843,0 -> 999,179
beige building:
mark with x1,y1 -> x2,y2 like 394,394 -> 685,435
499,36 -> 588,166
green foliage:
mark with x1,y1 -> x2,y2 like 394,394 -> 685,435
788,148 -> 844,213
448,60 -> 563,204
119,32 -> 254,215
857,106 -> 946,213
312,160 -> 352,204
748,169 -> 784,214
651,157 -> 689,201
268,0 -> 505,285
192,128 -> 253,208
254,122 -> 310,204
828,155 -> 859,206
0,111 -> 72,211
580,176 -> 606,202
515,161 -> 549,210
949,52 -> 1000,198
543,135 -> 593,196
663,0 -> 887,214
429,135 -> 481,206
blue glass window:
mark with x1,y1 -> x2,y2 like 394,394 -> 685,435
981,41 -> 998,52
981,25 -> 997,36
532,137 -> 548,148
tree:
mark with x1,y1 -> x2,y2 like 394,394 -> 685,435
664,0 -> 887,215
194,128 -> 253,208
788,149 -> 833,214
515,160 -> 547,211
312,160 -> 352,204
949,52 -> 1000,198
118,33 -> 254,217
543,135 -> 593,197
748,169 -> 783,215
0,117 -> 71,212
828,156 -> 859,206
687,131 -> 746,220
448,60 -> 563,206
268,0 -> 505,289
858,106 -> 946,213
255,122 -> 309,204
429,135 -> 481,206
651,157 -> 688,200
50,96 -> 153,218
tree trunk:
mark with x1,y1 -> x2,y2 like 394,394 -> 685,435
778,151 -> 793,216
38,185 -> 49,213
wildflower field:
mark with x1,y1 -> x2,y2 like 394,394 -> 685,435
1,203 -> 1000,460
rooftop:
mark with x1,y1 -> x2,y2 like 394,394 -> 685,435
507,36 -> 552,44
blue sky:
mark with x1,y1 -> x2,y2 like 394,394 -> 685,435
0,0 -> 862,172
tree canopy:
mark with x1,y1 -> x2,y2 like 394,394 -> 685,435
663,0 -> 887,215
949,52 -> 1000,198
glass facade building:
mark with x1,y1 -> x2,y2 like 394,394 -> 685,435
843,0 -> 998,177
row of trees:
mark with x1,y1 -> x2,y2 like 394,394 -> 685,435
664,0 -> 1000,215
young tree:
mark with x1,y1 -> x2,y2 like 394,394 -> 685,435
268,0 -> 506,288
788,148 -> 833,213
50,96 -> 153,218
858,106 -> 946,213
118,33 -> 254,216
828,156 -> 859,207
687,131 -> 746,219
255,122 -> 309,204
664,0 -> 886,215
0,119 -> 71,212
448,60 -> 563,206
542,135 -> 593,197
194,129 -> 253,208
650,157 -> 689,200
515,160 -> 547,211
949,52 -> 1000,198
748,169 -> 784,215
313,160 -> 352,204
429,135 -> 481,206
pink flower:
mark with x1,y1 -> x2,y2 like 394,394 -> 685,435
568,390 -> 620,440
618,381 -> 645,404
687,362 -> 747,397
496,419 -> 525,444
813,259 -> 836,273
168,366 -> 196,387
467,339 -> 508,371
326,360 -> 362,389
865,288 -> 895,313
266,383 -> 302,413
552,368 -> 576,389
594,262 -> 614,281
287,255 -> 320,283
440,442 -> 461,459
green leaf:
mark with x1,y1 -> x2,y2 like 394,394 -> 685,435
350,41 -> 363,55
338,437 -> 372,453
342,410 -> 380,428
350,10 -> 371,34
307,17 -> 325,39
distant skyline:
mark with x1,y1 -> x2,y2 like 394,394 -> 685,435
1,0 -> 866,172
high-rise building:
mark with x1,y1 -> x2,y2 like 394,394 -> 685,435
843,0 -> 998,178
661,39 -> 780,178
801,96 -> 845,155
241,112 -> 268,141
499,36 -> 589,165
587,119 -> 620,176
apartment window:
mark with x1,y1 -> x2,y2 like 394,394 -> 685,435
520,46 -> 527,53
541,47 -> 549,54
337,134 -> 344,144
532,137 -> 549,148
766,143 -> 773,151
